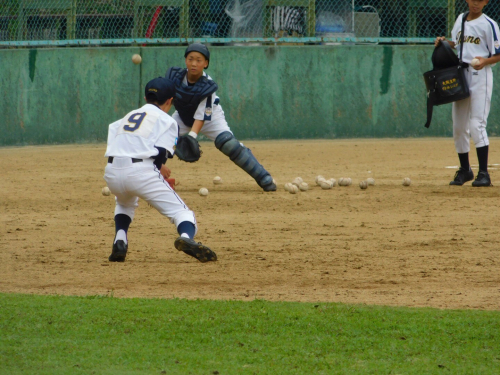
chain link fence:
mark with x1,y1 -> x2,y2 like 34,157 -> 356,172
1,0 -> 499,46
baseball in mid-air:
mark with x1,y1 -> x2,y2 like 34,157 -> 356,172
471,58 -> 480,67
359,180 -> 368,190
213,176 -> 222,185
132,54 -> 142,64
102,186 -> 111,196
199,187 -> 209,196
403,177 -> 411,186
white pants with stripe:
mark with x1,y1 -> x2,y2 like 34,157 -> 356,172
173,111 -> 233,141
104,157 -> 197,231
452,65 -> 493,154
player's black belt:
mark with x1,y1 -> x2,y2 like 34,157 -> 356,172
107,157 -> 143,163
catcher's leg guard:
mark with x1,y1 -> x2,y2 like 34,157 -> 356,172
215,131 -> 276,191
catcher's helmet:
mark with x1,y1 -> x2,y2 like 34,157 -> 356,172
432,41 -> 460,70
184,43 -> 210,68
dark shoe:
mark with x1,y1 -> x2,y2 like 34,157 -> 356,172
109,240 -> 128,262
472,170 -> 492,187
449,168 -> 474,186
174,237 -> 217,263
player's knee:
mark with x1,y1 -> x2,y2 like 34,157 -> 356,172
215,131 -> 243,160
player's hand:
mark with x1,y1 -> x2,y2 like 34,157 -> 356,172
434,37 -> 446,47
160,165 -> 171,179
473,56 -> 486,70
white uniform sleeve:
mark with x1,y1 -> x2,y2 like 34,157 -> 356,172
193,97 -> 208,121
154,117 -> 178,156
486,18 -> 500,56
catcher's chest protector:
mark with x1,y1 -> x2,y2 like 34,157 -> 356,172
166,67 -> 218,127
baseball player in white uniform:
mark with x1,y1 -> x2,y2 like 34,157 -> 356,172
436,0 -> 500,186
166,43 -> 277,192
104,77 -> 217,263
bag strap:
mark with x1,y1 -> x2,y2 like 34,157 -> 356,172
459,12 -> 469,63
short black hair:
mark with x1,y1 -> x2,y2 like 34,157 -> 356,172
145,93 -> 168,106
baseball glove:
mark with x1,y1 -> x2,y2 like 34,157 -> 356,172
174,135 -> 202,162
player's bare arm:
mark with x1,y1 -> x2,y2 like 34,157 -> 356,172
434,36 -> 456,48
472,54 -> 500,70
160,165 -> 171,179
190,119 -> 205,136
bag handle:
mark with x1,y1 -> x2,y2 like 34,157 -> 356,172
459,12 -> 469,64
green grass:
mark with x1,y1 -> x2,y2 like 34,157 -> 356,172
1,293 -> 499,374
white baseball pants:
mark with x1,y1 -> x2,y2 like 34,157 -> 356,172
104,157 -> 197,230
452,65 -> 493,153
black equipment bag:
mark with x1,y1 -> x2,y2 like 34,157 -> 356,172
423,12 -> 469,128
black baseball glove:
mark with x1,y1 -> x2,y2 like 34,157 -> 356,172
174,134 -> 202,162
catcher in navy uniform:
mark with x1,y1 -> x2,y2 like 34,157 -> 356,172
166,43 -> 277,192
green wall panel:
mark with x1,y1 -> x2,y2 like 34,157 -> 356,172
1,45 -> 497,146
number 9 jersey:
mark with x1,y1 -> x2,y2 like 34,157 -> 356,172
105,103 -> 178,160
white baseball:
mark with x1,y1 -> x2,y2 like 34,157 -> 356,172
346,178 -> 352,186
132,54 -> 142,64
315,175 -> 325,185
213,176 -> 222,185
319,180 -> 332,190
299,182 -> 309,191
102,186 -> 111,196
338,177 -> 345,186
292,177 -> 303,186
289,184 -> 299,194
316,177 -> 326,186
366,177 -> 375,186
199,187 -> 209,196
403,177 -> 411,186
328,178 -> 337,187
359,180 -> 368,190
284,182 -> 293,192
471,58 -> 480,67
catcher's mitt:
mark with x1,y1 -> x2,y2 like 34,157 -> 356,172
174,135 -> 202,162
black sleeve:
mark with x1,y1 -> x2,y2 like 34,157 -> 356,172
152,146 -> 169,170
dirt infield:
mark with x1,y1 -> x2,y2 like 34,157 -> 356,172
1,139 -> 499,310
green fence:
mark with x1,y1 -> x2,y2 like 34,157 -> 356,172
3,45 -> 499,146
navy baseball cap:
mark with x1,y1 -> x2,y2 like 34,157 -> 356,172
145,77 -> 176,103
185,43 -> 210,68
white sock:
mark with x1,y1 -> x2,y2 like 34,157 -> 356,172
114,230 -> 127,244
180,233 -> 190,239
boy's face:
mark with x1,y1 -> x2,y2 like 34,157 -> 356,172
466,0 -> 489,15
185,52 -> 208,77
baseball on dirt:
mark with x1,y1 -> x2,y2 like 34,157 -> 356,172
199,187 -> 209,196
284,182 -> 293,192
289,184 -> 299,194
320,180 -> 332,190
101,186 -> 111,196
328,178 -> 337,187
471,58 -> 480,67
292,177 -> 303,186
299,182 -> 309,191
315,175 -> 325,185
359,180 -> 368,190
132,54 -> 142,64
366,177 -> 375,186
213,176 -> 222,185
403,177 -> 411,186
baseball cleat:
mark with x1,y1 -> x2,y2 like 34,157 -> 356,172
449,167 -> 474,186
109,240 -> 128,262
262,182 -> 277,192
174,237 -> 217,263
472,170 -> 492,187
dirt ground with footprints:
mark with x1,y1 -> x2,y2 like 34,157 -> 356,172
1,138 -> 499,310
